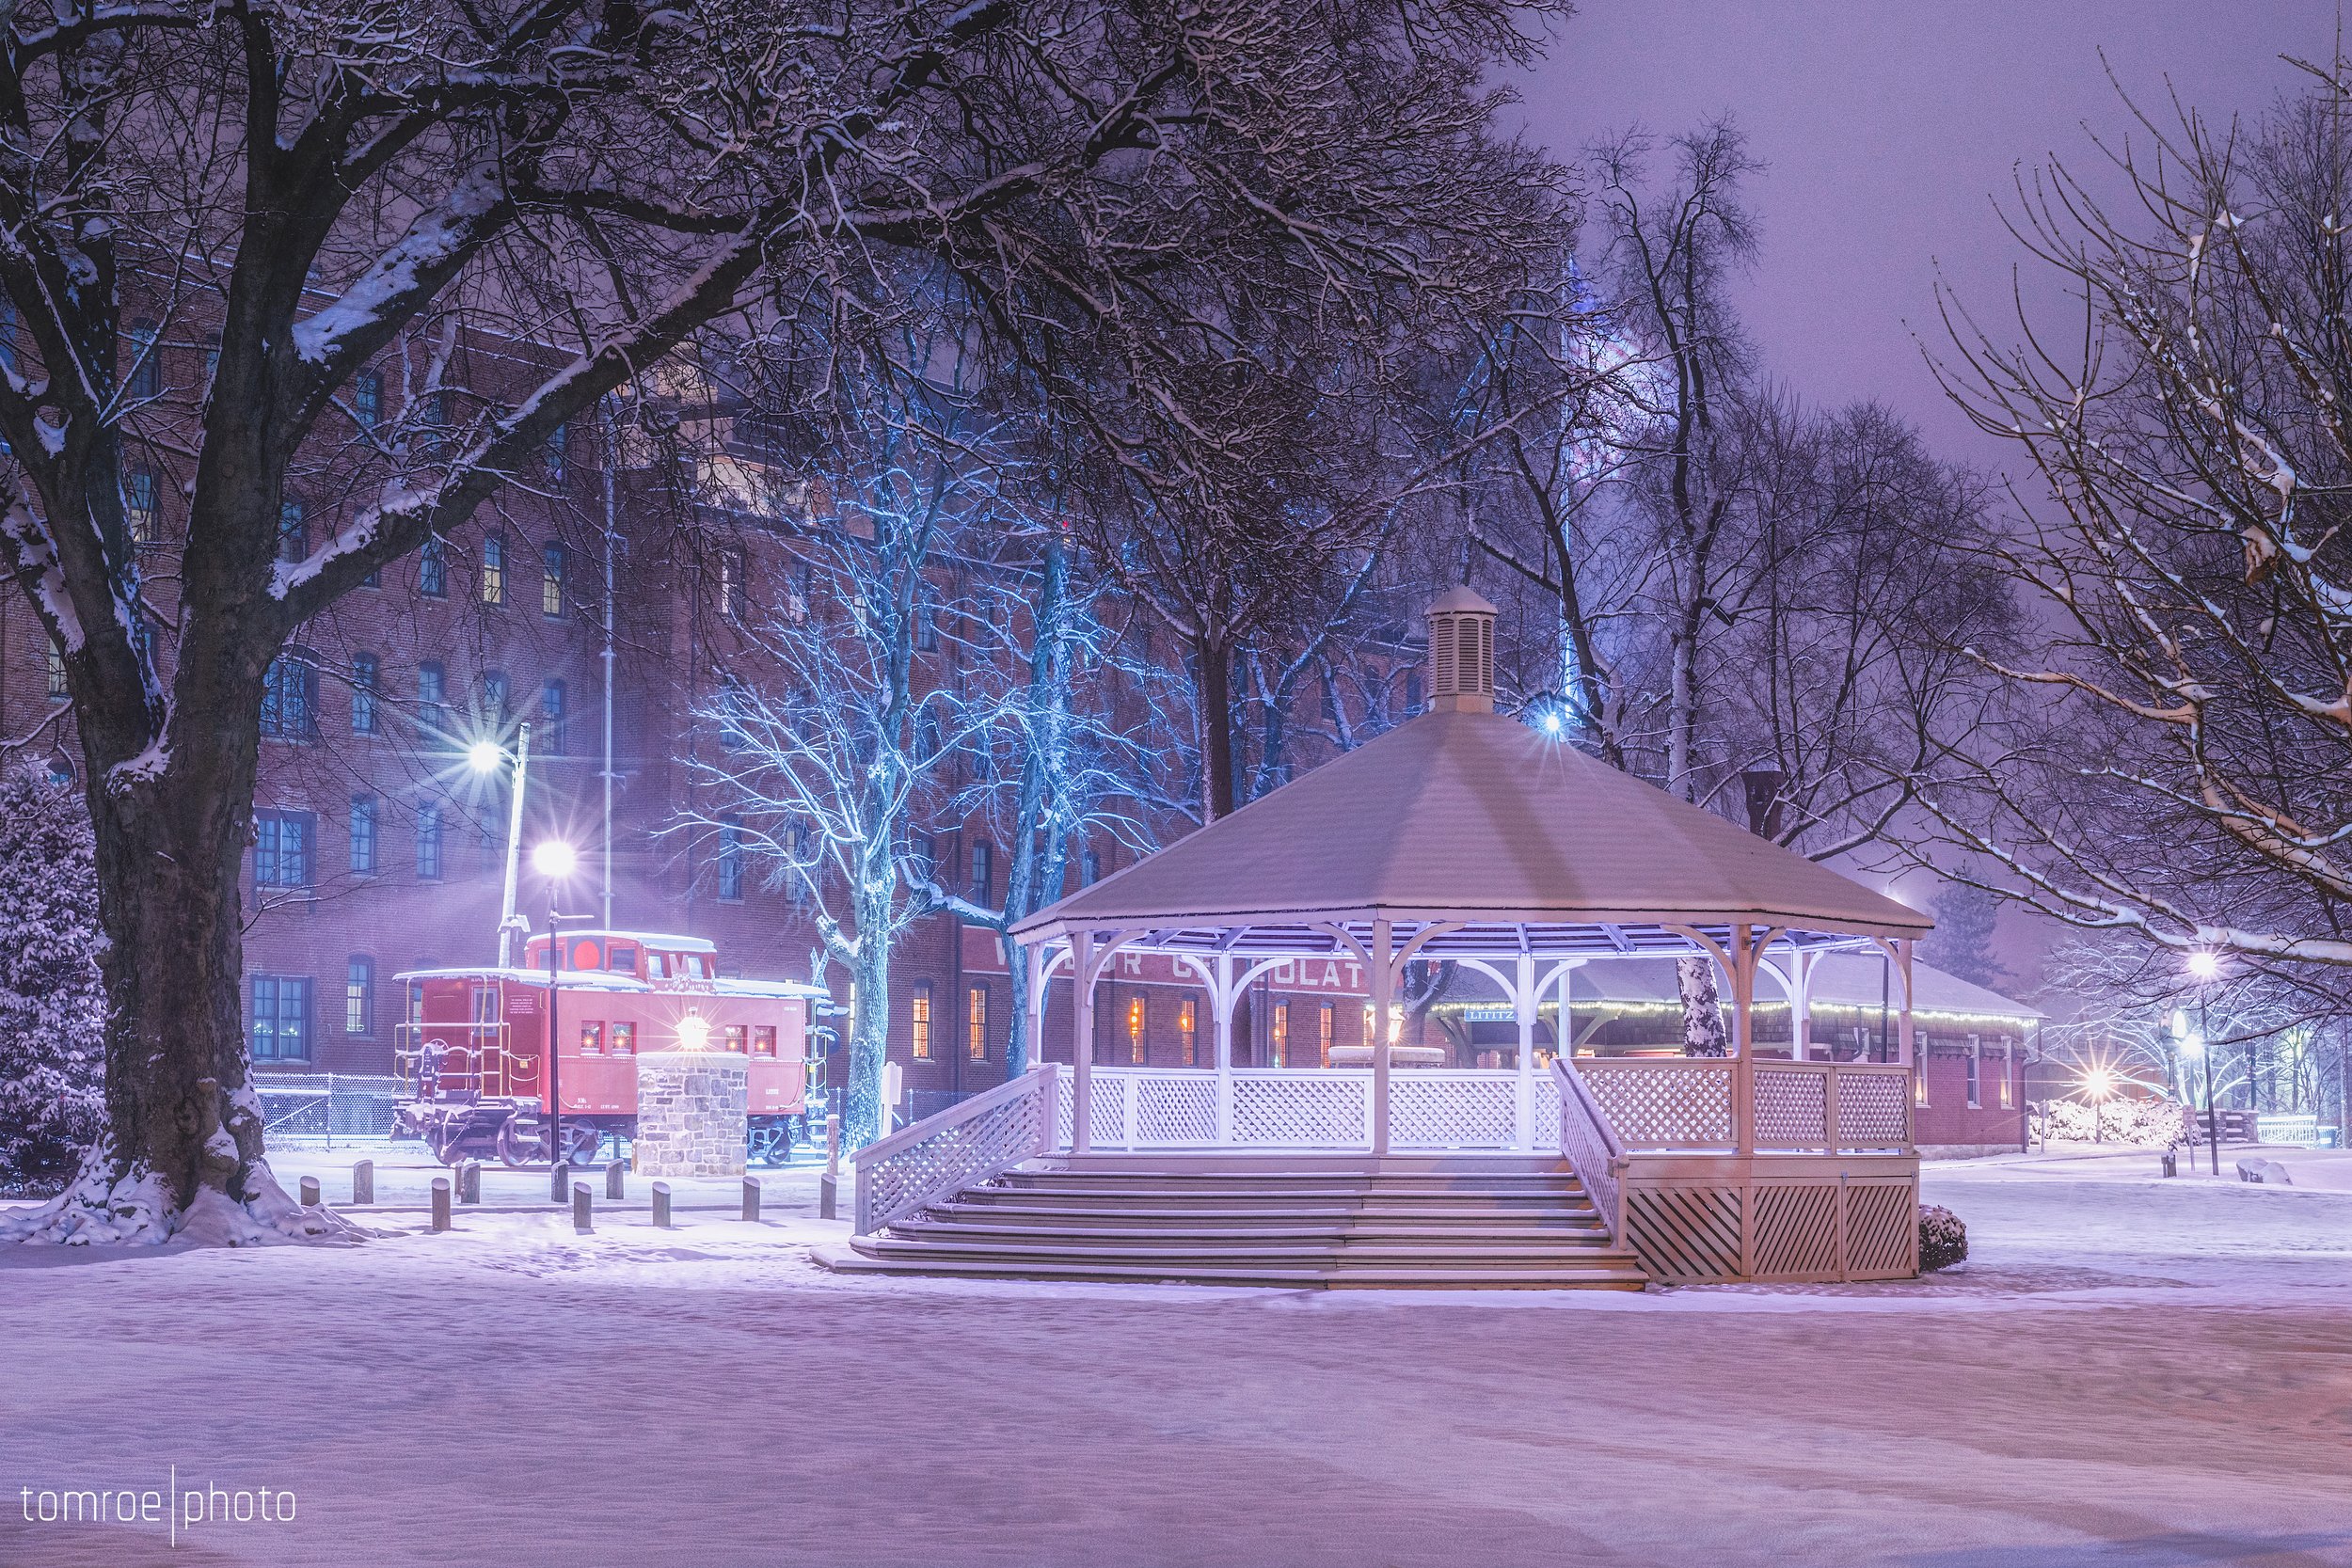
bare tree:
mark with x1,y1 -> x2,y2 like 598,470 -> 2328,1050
0,0 -> 1576,1239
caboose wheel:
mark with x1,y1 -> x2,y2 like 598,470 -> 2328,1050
494,1114 -> 546,1168
564,1124 -> 604,1165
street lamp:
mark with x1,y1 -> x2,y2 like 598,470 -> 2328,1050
467,723 -> 533,968
534,838 -> 585,1167
2183,949 -> 2223,1175
2082,1065 -> 2116,1143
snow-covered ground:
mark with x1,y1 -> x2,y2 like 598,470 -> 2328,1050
5,1148 -> 2351,1567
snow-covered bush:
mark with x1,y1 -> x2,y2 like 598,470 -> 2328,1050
2034,1095 -> 2189,1147
1918,1204 -> 1967,1271
0,767 -> 105,1192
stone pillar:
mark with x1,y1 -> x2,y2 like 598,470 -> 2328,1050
634,1049 -> 750,1178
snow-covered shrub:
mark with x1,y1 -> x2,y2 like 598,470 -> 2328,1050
2034,1095 -> 2188,1147
1918,1204 -> 1967,1271
0,768 -> 105,1192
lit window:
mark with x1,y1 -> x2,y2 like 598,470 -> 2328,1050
612,1022 -> 635,1054
580,1022 -> 604,1055
1966,1037 -> 1982,1109
1271,1001 -> 1289,1069
126,468 -> 159,544
349,796 -> 377,875
1318,1002 -> 1334,1067
1999,1049 -> 2013,1109
481,535 -> 505,606
967,986 -> 988,1061
345,957 -> 374,1036
723,1023 -> 747,1053
541,543 -> 566,617
754,1025 -> 777,1056
1179,997 -> 1196,1067
720,549 -> 746,619
1127,996 -> 1146,1064
911,981 -> 932,1060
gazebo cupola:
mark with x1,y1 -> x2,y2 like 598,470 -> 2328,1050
1425,584 -> 1497,714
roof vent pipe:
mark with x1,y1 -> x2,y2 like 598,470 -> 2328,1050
1425,585 -> 1498,714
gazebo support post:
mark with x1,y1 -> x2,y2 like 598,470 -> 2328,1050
1515,953 -> 1536,1151
1731,923 -> 1756,1158
1023,942 -> 1047,1076
1070,931 -> 1096,1154
1214,953 -> 1236,1145
1896,938 -> 1916,1069
1369,919 -> 1394,1157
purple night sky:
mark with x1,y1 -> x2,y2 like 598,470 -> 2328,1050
1520,1 -> 2331,470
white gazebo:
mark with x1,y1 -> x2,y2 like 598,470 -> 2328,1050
842,588 -> 1934,1284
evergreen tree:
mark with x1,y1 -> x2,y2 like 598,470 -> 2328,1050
1927,878 -> 2009,994
0,768 -> 104,1189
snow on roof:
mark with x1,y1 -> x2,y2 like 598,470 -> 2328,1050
1563,953 -> 2041,1023
526,931 -> 721,952
1014,707 -> 1931,941
393,965 -> 827,1000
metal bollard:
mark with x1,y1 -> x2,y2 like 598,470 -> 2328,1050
818,1113 -> 840,1221
430,1177 -> 452,1232
651,1180 -> 672,1229
742,1177 -> 762,1223
2161,1150 -> 2177,1178
605,1160 -> 626,1201
458,1160 -> 482,1205
572,1181 -> 593,1234
298,1176 -> 321,1207
352,1159 -> 374,1207
550,1159 -> 571,1204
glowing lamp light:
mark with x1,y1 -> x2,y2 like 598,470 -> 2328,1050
675,1012 -> 710,1052
2186,950 -> 2221,982
466,739 -> 504,775
2082,1066 -> 2117,1101
1540,711 -> 1564,736
531,840 -> 578,879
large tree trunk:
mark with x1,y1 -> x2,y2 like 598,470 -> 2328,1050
1197,634 -> 1237,822
841,895 -> 894,1149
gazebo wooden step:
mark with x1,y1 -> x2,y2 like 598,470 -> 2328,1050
963,1184 -> 1585,1209
932,1200 -> 1600,1227
815,1243 -> 1648,1291
898,1218 -> 1617,1246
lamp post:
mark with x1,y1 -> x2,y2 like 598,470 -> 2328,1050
2083,1066 -> 2114,1144
533,839 -> 583,1165
2185,950 -> 2223,1175
467,725 -> 533,969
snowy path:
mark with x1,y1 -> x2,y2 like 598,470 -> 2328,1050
4,1157 -> 2350,1567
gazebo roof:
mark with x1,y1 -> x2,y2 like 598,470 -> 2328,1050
1013,706 -> 1931,958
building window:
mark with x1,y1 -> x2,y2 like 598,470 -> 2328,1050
717,816 -> 744,901
1915,1046 -> 1931,1108
1318,1002 -> 1335,1067
481,670 -> 508,721
46,640 -> 66,700
0,300 -> 15,372
351,653 -> 379,735
1999,1047 -> 2013,1109
910,833 -> 934,880
540,679 -> 566,754
353,369 -> 382,430
420,536 -> 446,597
1966,1037 -> 1982,1109
546,421 -> 567,482
1178,996 -> 1197,1067
278,499 -> 307,562
911,981 -> 933,1060
260,655 -> 318,739
349,796 -> 377,875
126,319 -> 160,399
249,974 -> 311,1062
481,535 -> 505,606
1081,848 -> 1101,887
201,330 -> 220,384
967,985 -> 989,1061
720,548 -> 746,619
914,588 -> 937,652
417,804 -> 442,880
1127,996 -> 1146,1064
1271,1000 -> 1289,1068
345,957 -> 374,1036
253,811 -> 316,888
969,841 -> 993,906
126,468 -> 159,544
416,661 -> 446,736
541,543 -> 566,617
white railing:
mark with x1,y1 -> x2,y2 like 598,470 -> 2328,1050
1579,1059 -> 1736,1148
1552,1060 -> 1624,1245
1057,1067 -> 1560,1152
1754,1062 -> 1913,1150
852,1065 -> 1060,1235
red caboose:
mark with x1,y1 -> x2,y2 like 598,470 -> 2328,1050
392,931 -> 825,1167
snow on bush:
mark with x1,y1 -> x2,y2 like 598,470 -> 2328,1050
2035,1096 -> 2190,1147
0,766 -> 104,1193
1918,1204 -> 1967,1272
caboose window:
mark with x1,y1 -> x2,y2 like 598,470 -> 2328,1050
612,1022 -> 635,1054
645,953 -> 667,979
579,1022 -> 603,1054
607,943 -> 637,974
753,1025 -> 776,1056
723,1024 -> 748,1053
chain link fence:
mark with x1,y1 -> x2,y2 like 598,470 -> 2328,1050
251,1074 -> 411,1145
